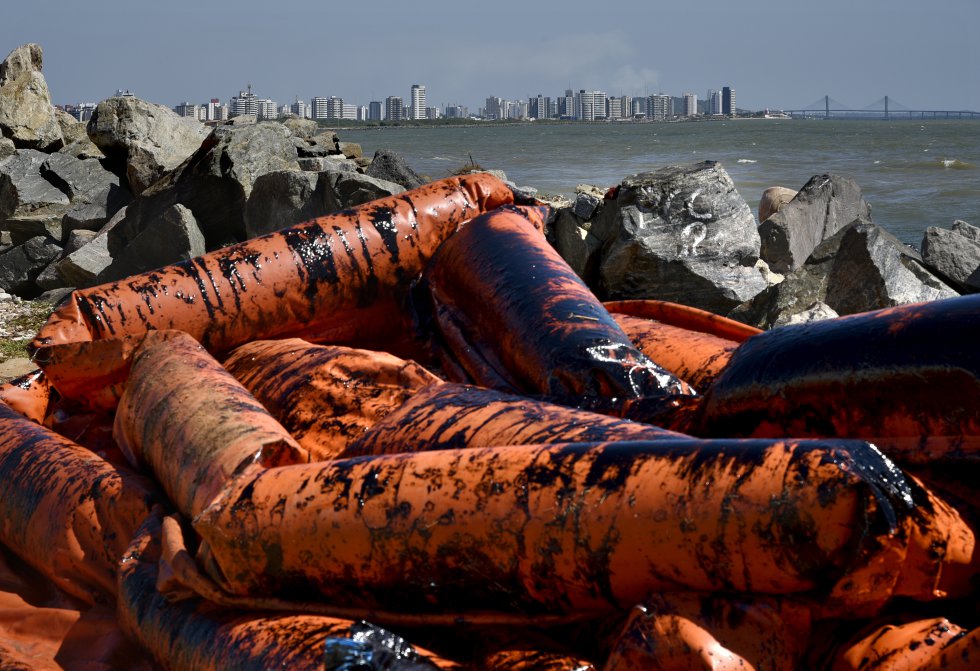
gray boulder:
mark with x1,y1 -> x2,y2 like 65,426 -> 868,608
365,149 -> 425,190
61,182 -> 132,236
115,122 -> 302,249
774,301 -> 839,328
41,153 -> 120,202
87,96 -> 210,194
96,204 -> 205,283
337,142 -> 362,159
244,170 -> 334,238
551,209 -> 603,283
56,110 -> 103,159
953,220 -> 980,244
3,215 -> 63,245
321,171 -> 404,210
56,206 -> 127,287
920,223 -> 980,293
0,149 -> 71,223
572,191 -> 602,221
825,223 -> 958,315
294,137 -> 335,158
283,117 -> 317,139
0,235 -> 62,297
298,156 -> 358,172
728,221 -> 857,329
596,161 -> 766,314
758,174 -> 872,273
0,137 -> 14,160
0,44 -> 63,151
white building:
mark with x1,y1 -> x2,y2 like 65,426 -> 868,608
206,99 -> 227,121
311,97 -> 329,120
342,103 -> 358,120
647,94 -> 671,121
290,98 -> 309,119
229,87 -> 258,118
257,98 -> 278,120
708,90 -> 723,115
484,96 -> 504,120
326,96 -> 344,119
410,84 -> 426,120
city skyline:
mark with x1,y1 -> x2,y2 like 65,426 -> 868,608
3,0 -> 979,113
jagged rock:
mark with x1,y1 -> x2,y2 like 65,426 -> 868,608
35,230 -> 94,290
115,122 -> 302,249
36,286 -> 73,306
573,191 -> 602,220
758,174 -> 871,274
64,229 -> 99,255
0,44 -> 63,151
953,220 -> 980,244
552,209 -> 603,283
41,153 -> 119,202
0,149 -> 70,222
729,221 -> 857,329
311,131 -> 339,151
774,301 -> 839,327
283,117 -> 317,139
299,156 -> 357,172
226,114 -> 257,125
96,204 -> 205,283
825,223 -> 958,315
61,182 -> 132,236
507,182 -> 538,203
596,161 -> 766,314
57,109 -> 103,159
87,96 -> 211,194
921,224 -> 980,293
294,137 -> 334,158
0,137 -> 14,160
365,149 -> 425,190
3,215 -> 62,245
0,235 -> 61,297
56,206 -> 126,287
758,186 -> 797,224
321,171 -> 404,209
244,170 -> 335,238
337,142 -> 362,159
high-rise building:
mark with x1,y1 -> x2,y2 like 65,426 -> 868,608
368,101 -> 383,121
410,84 -> 426,120
311,97 -> 329,120
290,98 -> 309,119
385,96 -> 404,122
326,96 -> 344,119
632,97 -> 647,118
559,90 -> 575,119
444,104 -> 468,119
484,96 -> 504,120
708,90 -> 722,115
529,94 -> 550,120
683,93 -> 698,117
607,96 -> 624,120
647,94 -> 671,121
257,98 -> 277,120
230,86 -> 258,117
722,86 -> 736,115
576,90 -> 607,121
342,103 -> 357,120
173,102 -> 200,118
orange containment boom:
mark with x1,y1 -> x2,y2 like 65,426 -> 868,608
192,438 -> 974,619
113,330 -> 309,519
423,206 -> 689,404
696,294 -> 980,464
223,338 -> 443,461
343,381 -> 685,458
0,402 -> 162,605
28,173 -> 514,410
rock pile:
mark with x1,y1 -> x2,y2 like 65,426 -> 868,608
0,40 -> 976,332
0,43 -> 406,302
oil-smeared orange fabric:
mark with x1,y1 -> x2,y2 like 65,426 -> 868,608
223,339 -> 443,461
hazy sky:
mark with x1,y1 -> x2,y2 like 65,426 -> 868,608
3,0 -> 978,113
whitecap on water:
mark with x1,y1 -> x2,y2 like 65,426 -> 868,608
737,159 -> 757,164
940,158 -> 975,170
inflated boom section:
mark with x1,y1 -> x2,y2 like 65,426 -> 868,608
425,207 -> 689,403
28,173 -> 514,409
343,382 -> 685,458
0,402 -> 161,604
114,331 -> 309,519
223,339 -> 443,461
193,438 -> 973,618
697,294 -> 980,463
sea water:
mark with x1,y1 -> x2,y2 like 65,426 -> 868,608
344,120 -> 980,246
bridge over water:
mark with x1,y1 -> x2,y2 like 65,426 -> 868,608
784,96 -> 979,119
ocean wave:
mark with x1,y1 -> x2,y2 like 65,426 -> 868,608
737,159 -> 757,164
939,158 -> 975,170
430,156 -> 454,161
